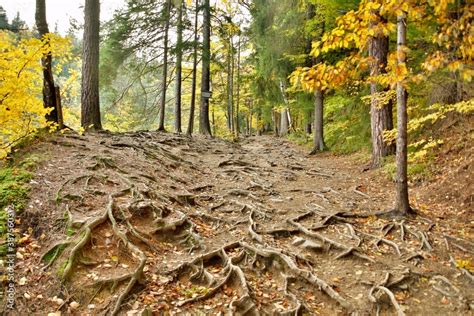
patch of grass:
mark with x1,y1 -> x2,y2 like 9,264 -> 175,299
381,156 -> 431,182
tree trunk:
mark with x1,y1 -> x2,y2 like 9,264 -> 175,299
35,0 -> 59,124
310,89 -> 325,153
226,34 -> 234,132
199,0 -> 212,136
186,0 -> 199,136
369,10 -> 395,167
54,86 -> 64,129
395,12 -> 410,215
280,108 -> 289,137
248,100 -> 252,136
279,79 -> 290,137
174,0 -> 183,133
305,110 -> 312,134
158,0 -> 171,131
257,111 -> 262,136
81,0 -> 102,130
234,34 -> 241,136
272,110 -> 280,136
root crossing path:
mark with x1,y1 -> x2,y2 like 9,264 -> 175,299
12,132 -> 474,315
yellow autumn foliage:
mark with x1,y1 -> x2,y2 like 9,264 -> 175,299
0,31 -> 72,159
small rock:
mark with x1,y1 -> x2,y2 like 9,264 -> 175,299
70,301 -> 80,309
53,296 -> 64,305
88,304 -> 96,309
18,277 -> 27,285
24,292 -> 31,299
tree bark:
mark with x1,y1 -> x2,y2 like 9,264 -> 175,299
158,0 -> 171,132
81,0 -> 102,130
369,10 -> 395,167
186,0 -> 199,136
199,0 -> 212,136
234,34 -> 241,136
272,110 -> 280,136
226,35 -> 234,132
395,12 -> 410,215
174,0 -> 183,133
305,110 -> 312,134
35,0 -> 59,124
248,100 -> 252,136
279,79 -> 290,137
280,108 -> 289,137
310,89 -> 325,153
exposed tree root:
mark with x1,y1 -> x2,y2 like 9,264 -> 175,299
431,275 -> 461,298
367,272 -> 408,316
248,210 -> 263,243
287,218 -> 374,262
240,242 -> 354,312
56,188 -> 148,315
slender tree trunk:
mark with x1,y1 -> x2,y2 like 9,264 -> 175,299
81,0 -> 102,130
257,111 -> 262,136
369,10 -> 395,167
272,110 -> 280,136
226,34 -> 234,132
234,34 -> 241,136
158,0 -> 171,131
248,100 -> 252,136
305,110 -> 312,134
174,0 -> 183,133
187,0 -> 199,136
199,0 -> 212,136
395,13 -> 410,215
280,108 -> 289,137
35,0 -> 59,124
279,79 -> 290,137
310,89 -> 325,153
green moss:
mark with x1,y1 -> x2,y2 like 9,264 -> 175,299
57,259 -> 69,277
66,227 -> 75,237
42,243 -> 67,264
0,153 -> 40,255
0,167 -> 33,212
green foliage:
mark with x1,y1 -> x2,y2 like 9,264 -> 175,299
288,131 -> 312,148
324,93 -> 371,154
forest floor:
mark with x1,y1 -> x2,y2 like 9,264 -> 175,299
4,131 -> 473,315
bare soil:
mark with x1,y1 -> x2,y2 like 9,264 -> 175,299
3,131 -> 473,315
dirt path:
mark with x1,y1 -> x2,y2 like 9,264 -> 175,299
7,132 -> 473,315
